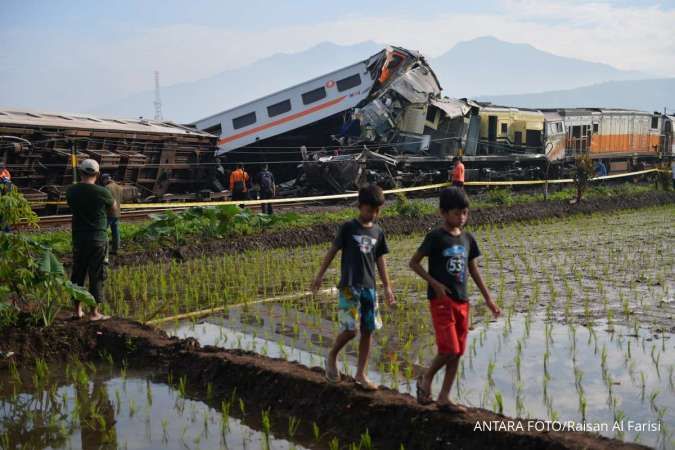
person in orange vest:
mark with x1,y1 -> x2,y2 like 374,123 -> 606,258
0,163 -> 13,232
451,156 -> 465,188
0,162 -> 10,181
229,163 -> 250,201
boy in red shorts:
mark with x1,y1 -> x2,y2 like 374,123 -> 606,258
409,187 -> 500,412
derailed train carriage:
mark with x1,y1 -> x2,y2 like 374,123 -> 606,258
192,45 -> 674,193
0,110 -> 220,210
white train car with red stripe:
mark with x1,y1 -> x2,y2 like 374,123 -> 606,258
192,47 -> 423,156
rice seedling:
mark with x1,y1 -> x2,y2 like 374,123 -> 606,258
261,408 -> 271,450
312,422 -> 321,443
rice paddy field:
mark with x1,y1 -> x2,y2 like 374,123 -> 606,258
2,204 -> 674,449
104,204 -> 675,449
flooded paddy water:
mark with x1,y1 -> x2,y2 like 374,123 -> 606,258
0,362 -> 311,450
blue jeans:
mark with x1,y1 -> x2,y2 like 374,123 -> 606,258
108,217 -> 120,253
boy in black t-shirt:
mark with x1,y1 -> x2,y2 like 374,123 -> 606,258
311,184 -> 396,390
409,187 -> 500,411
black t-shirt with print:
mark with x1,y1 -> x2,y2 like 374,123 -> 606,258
418,228 -> 480,301
334,219 -> 389,289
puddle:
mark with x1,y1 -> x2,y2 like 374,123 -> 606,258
0,364 -> 310,450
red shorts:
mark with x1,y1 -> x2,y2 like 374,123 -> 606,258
429,296 -> 469,356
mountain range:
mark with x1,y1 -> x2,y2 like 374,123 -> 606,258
88,37 -> 674,122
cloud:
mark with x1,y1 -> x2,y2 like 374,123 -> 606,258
1,0 -> 673,112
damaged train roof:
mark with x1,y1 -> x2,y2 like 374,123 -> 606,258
0,109 -> 215,137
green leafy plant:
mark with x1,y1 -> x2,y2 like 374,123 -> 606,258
132,204 -> 299,248
0,234 -> 95,327
0,188 -> 38,230
393,193 -> 426,218
486,188 -> 513,206
0,189 -> 93,327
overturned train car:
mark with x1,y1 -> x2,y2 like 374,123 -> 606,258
0,110 -> 220,209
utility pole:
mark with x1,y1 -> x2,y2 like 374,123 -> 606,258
154,70 -> 163,121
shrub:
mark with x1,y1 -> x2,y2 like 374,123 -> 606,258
0,190 -> 94,327
0,188 -> 38,230
133,204 -> 301,247
486,188 -> 514,206
573,153 -> 595,203
393,193 -> 425,218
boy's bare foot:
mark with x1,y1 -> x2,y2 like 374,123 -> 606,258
89,312 -> 110,321
416,375 -> 433,405
437,401 -> 468,414
354,375 -> 377,391
73,302 -> 85,319
325,358 -> 340,382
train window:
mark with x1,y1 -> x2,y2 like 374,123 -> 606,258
593,123 -> 599,134
302,87 -> 327,105
556,122 -> 563,133
232,112 -> 256,130
501,123 -> 508,134
336,74 -> 361,92
204,124 -> 222,136
267,99 -> 292,117
526,130 -> 542,147
426,107 -> 437,122
651,116 -> 659,129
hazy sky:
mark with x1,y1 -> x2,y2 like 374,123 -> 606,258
2,0 -> 674,112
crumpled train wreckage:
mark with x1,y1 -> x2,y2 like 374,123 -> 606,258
193,47 -> 482,194
299,49 -> 481,193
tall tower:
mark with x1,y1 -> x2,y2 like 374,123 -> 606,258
153,70 -> 163,121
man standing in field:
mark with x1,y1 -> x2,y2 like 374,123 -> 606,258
311,184 -> 396,390
257,164 -> 276,214
66,159 -> 113,320
409,187 -> 500,411
451,156 -> 465,188
101,174 -> 122,255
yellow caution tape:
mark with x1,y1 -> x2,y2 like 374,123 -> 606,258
30,168 -> 666,209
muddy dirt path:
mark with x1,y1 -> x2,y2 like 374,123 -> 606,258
0,317 -> 650,450
91,190 -> 673,268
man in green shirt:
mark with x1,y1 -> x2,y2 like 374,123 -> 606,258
66,159 -> 113,320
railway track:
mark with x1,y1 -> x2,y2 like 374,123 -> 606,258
26,207 -> 188,229
28,198 -> 353,229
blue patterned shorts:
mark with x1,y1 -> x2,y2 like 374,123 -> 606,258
337,287 -> 382,332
